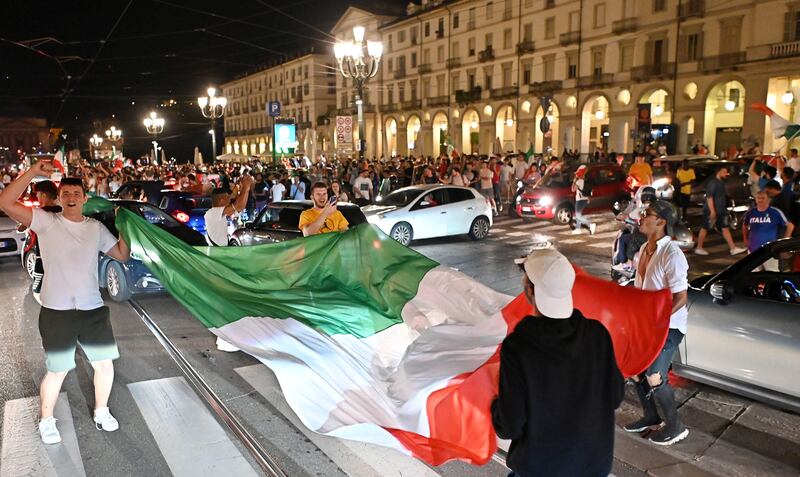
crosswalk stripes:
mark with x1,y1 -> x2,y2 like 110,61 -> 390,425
1,393 -> 85,477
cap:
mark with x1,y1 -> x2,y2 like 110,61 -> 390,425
575,165 -> 588,178
514,248 -> 575,319
647,200 -> 678,236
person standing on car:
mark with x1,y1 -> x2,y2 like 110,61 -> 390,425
623,200 -> 690,446
571,165 -> 596,235
0,162 -> 130,444
493,248 -> 624,477
674,160 -> 695,220
695,166 -> 747,256
300,182 -> 349,236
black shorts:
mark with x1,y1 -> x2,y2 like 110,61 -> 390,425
39,306 -> 120,372
702,212 -> 730,231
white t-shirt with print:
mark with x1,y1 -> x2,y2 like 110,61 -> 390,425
353,176 -> 373,200
30,208 -> 118,310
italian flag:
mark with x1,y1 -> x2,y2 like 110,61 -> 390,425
751,102 -> 800,141
106,201 -> 672,466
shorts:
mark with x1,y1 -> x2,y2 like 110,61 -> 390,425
702,212 -> 730,231
480,188 -> 494,199
39,306 -> 120,372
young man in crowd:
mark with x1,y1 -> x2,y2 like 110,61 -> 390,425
624,200 -> 689,445
628,153 -> 653,186
743,190 -> 793,271
299,182 -> 349,236
571,165 -> 596,235
695,166 -> 747,256
674,160 -> 696,220
0,161 -> 130,444
492,248 -> 624,477
352,169 -> 373,206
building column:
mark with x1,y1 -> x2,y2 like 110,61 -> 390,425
608,114 -> 631,154
742,75 -> 770,149
398,126 -> 408,156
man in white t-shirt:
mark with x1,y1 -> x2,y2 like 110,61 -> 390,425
270,176 -> 286,203
788,148 -> 800,172
352,169 -> 373,206
514,156 -> 529,180
0,162 -> 130,445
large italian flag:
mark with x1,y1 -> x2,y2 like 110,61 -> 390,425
110,204 -> 671,466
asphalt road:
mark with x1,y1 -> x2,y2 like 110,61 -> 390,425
0,213 -> 797,477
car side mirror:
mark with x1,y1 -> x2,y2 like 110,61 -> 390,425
710,280 -> 732,305
244,221 -> 254,229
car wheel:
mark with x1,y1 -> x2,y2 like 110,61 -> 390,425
105,261 -> 132,302
23,250 -> 37,279
469,216 -> 491,241
390,222 -> 413,246
553,204 -> 573,225
228,239 -> 239,246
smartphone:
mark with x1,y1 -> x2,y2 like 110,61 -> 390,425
328,195 -> 338,205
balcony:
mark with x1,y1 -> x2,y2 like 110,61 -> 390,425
612,18 -> 638,35
418,63 -> 432,74
559,31 -> 581,46
516,40 -> 535,55
427,95 -> 450,107
678,0 -> 705,19
528,80 -> 562,95
382,103 -> 399,112
490,86 -> 519,99
478,47 -> 495,62
699,52 -> 746,72
577,72 -> 614,88
394,68 -> 406,79
401,99 -> 422,110
770,40 -> 800,58
446,57 -> 461,69
336,107 -> 355,116
455,87 -> 482,104
630,62 -> 676,81
297,121 -> 312,130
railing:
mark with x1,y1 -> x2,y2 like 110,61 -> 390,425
612,18 -> 637,34
559,31 -> 581,46
455,87 -> 482,104
446,57 -> 461,68
426,95 -> 450,107
516,40 -> 535,54
771,40 -> 800,58
478,47 -> 495,62
401,99 -> 422,110
678,0 -> 705,18
630,62 -> 676,80
529,80 -> 562,95
336,107 -> 355,116
418,63 -> 432,74
577,73 -> 614,87
394,68 -> 406,79
382,103 -> 399,111
490,86 -> 519,99
699,52 -> 746,71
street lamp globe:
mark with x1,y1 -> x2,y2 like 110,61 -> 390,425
782,90 -> 794,105
724,100 -> 736,112
198,86 -> 227,160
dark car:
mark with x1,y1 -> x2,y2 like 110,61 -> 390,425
229,200 -> 368,245
93,200 -> 207,301
686,160 -> 751,206
674,237 -> 800,413
114,180 -> 170,205
515,164 -> 629,225
157,190 -> 212,235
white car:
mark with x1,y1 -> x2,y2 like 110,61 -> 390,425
363,185 -> 493,246
0,209 -> 25,259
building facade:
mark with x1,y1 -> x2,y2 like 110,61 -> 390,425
221,52 -> 337,158
0,116 -> 51,162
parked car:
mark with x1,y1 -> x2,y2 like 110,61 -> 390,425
651,154 -> 718,199
0,209 -> 26,260
363,185 -> 493,246
157,190 -> 212,235
229,200 -> 368,245
93,200 -> 207,301
674,237 -> 800,413
515,164 -> 630,225
113,180 -> 171,205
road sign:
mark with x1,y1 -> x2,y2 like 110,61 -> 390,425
267,101 -> 281,117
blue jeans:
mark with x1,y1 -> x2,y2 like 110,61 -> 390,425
575,199 -> 592,229
646,328 -> 684,384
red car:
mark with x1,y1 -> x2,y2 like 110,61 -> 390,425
515,164 -> 630,224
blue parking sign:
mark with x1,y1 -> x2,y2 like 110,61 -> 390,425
268,101 -> 281,117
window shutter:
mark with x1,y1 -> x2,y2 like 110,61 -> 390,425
784,12 -> 793,42
677,35 -> 687,62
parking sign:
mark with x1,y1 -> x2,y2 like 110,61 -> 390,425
267,101 -> 281,117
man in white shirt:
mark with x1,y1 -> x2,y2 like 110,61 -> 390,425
352,169 -> 373,206
788,148 -> 800,172
623,200 -> 690,446
514,156 -> 529,181
0,162 -> 130,445
270,175 -> 286,203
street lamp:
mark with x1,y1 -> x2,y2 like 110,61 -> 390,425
143,111 -> 165,165
89,134 -> 103,160
334,25 -> 383,160
198,87 -> 227,161
105,126 -> 122,142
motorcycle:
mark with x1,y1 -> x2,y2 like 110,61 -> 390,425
508,178 -> 539,218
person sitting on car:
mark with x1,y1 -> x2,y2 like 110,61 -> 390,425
299,182 -> 348,237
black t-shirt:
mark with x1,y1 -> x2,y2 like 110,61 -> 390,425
704,177 -> 726,213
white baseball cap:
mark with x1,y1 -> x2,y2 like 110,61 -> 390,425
514,248 -> 575,319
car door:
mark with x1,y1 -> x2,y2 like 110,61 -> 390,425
407,188 -> 450,239
444,187 -> 479,234
247,205 -> 282,245
685,245 -> 800,398
587,166 -> 615,211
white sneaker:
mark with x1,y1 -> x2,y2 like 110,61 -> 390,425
730,246 -> 746,256
39,416 -> 61,444
93,407 -> 119,432
570,228 -> 582,235
589,223 -> 597,235
216,337 -> 240,352
694,248 -> 709,256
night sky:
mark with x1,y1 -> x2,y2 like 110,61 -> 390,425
1,0 -> 404,161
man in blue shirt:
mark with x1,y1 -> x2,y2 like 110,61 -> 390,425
743,190 -> 794,271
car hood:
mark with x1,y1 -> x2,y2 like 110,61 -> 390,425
0,216 -> 20,232
361,205 -> 400,216
520,186 -> 566,199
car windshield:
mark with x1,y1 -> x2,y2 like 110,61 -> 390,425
378,188 -> 425,206
540,169 -> 573,188
133,204 -> 182,228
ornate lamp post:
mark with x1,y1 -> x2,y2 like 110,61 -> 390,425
143,111 -> 165,164
197,87 -> 227,161
334,25 -> 383,160
105,126 -> 122,157
89,134 -> 103,160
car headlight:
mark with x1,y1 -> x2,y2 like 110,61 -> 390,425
538,195 -> 553,207
516,180 -> 523,189
516,196 -> 522,204
652,178 -> 670,189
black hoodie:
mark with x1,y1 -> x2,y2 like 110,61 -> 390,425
491,310 -> 624,477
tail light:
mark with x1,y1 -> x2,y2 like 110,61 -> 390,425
172,210 -> 190,223
164,179 -> 177,188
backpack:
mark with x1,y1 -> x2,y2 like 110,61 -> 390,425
581,176 -> 594,197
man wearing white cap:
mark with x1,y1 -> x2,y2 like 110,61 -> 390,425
492,248 -> 624,477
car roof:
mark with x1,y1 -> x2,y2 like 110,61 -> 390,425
272,200 -> 361,209
389,184 -> 474,193
655,154 -> 718,162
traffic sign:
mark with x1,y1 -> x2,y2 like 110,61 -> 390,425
267,101 -> 281,117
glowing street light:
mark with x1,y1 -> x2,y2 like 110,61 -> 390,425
89,134 -> 103,160
143,111 -> 165,164
198,87 -> 227,160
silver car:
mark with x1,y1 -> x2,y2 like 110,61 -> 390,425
674,237 -> 800,413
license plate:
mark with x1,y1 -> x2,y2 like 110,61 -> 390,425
0,239 -> 9,247
522,207 -> 532,212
